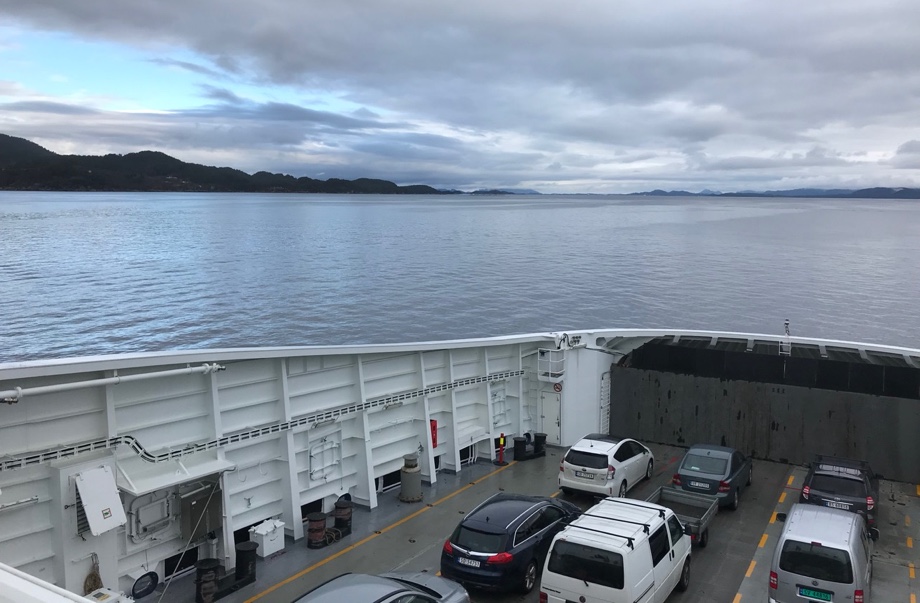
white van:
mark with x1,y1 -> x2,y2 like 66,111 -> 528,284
770,503 -> 877,603
540,497 -> 691,603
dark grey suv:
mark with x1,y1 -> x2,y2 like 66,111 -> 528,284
799,455 -> 880,528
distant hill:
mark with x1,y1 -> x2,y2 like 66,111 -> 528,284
632,187 -> 920,199
0,133 -> 447,194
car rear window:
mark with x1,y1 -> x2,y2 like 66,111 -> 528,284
779,539 -> 854,584
810,474 -> 866,498
453,525 -> 505,553
565,450 -> 608,469
681,453 -> 727,475
547,541 -> 624,589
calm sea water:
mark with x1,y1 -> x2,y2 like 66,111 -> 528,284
1,192 -> 918,363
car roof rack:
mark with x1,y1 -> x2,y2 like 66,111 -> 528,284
600,497 -> 667,519
813,455 -> 872,477
814,455 -> 871,470
564,523 -> 636,549
578,512 -> 652,534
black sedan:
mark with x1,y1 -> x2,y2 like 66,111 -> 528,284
440,492 -> 580,593
672,444 -> 753,510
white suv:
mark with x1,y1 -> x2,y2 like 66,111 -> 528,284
559,433 -> 654,498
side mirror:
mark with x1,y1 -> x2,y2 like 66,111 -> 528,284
776,513 -> 787,523
875,473 -> 885,481
683,525 -> 693,536
869,528 -> 880,541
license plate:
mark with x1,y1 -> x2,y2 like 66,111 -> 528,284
798,586 -> 832,601
458,557 -> 480,568
689,481 -> 708,488
826,501 -> 850,510
575,471 -> 595,479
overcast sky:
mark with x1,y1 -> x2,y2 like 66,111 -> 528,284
2,0 -> 919,194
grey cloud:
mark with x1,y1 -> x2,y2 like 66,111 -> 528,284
1,101 -> 99,115
897,140 -> 920,155
1,0 -> 919,191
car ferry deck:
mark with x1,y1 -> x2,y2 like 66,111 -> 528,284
3,329 -> 920,603
134,442 -> 919,603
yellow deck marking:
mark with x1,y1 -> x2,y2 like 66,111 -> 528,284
916,484 -> 920,497
909,563 -> 915,579
733,594 -> 742,603
912,594 -> 917,603
770,511 -> 777,524
908,515 -> 912,527
779,492 -> 786,504
244,461 -> 518,602
909,536 -> 914,549
746,560 -> 756,577
787,475 -> 794,486
551,491 -> 560,498
759,533 -> 769,548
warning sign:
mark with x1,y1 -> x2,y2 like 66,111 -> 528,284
553,382 -> 562,392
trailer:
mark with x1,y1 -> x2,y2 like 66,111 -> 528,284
645,486 -> 719,547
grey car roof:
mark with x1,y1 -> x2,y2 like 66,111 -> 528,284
686,444 -> 735,458
293,573 -> 408,602
781,503 -> 861,548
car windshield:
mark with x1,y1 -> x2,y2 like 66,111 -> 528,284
453,525 -> 505,553
681,453 -> 727,475
779,539 -> 854,584
810,475 -> 867,498
547,540 -> 624,589
565,450 -> 608,469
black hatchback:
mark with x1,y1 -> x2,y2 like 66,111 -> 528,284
800,455 -> 880,527
440,492 -> 580,594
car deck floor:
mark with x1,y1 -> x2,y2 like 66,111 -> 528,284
137,443 -> 920,603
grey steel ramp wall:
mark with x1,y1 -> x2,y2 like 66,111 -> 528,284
609,366 -> 920,484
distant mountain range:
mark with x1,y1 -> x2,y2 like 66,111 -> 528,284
631,187 -> 920,199
0,133 -> 444,194
1,133 -> 917,198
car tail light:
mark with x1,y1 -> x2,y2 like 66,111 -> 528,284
769,571 -> 777,590
607,465 -> 616,480
559,462 -> 564,472
802,485 -> 810,500
487,552 -> 513,564
854,589 -> 864,603
539,592 -> 548,603
672,474 -> 681,486
718,480 -> 730,493
866,496 -> 875,511
442,540 -> 453,555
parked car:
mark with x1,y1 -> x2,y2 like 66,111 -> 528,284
440,492 -> 580,593
799,455 -> 880,527
540,496 -> 691,603
292,571 -> 470,603
770,503 -> 878,603
671,444 -> 752,510
558,433 -> 655,498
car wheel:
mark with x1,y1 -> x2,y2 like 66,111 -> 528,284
676,556 -> 691,592
521,559 -> 537,593
747,466 -> 753,486
646,460 -> 654,480
729,488 -> 740,511
699,528 -> 709,548
618,480 -> 627,498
